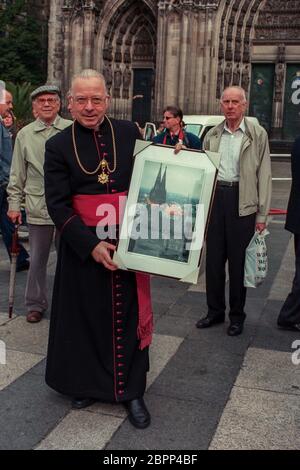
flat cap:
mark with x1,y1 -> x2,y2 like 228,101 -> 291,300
30,84 -> 60,100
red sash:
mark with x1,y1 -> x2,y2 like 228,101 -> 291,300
72,193 -> 153,350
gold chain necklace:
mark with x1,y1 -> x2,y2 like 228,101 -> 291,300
72,115 -> 117,184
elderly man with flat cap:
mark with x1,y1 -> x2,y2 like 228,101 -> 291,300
7,84 -> 72,323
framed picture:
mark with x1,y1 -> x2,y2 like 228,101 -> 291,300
113,142 -> 219,284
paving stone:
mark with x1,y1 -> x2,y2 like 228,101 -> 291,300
0,374 -> 70,449
0,313 -> 17,326
152,301 -> 170,318
147,334 -> 183,388
269,236 -> 295,301
106,393 -> 224,451
253,300 -> 300,352
0,349 -> 43,390
235,347 -> 300,395
34,333 -> 182,450
148,338 -> 245,404
155,314 -> 197,338
209,387 -> 300,450
0,316 -> 49,355
36,410 -> 123,450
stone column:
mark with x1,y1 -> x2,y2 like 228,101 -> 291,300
177,11 -> 189,111
82,3 -> 96,69
186,13 -> 200,113
163,12 -> 181,106
47,0 -> 64,87
193,10 -> 206,113
154,2 -> 169,121
61,7 -> 72,98
201,9 -> 214,113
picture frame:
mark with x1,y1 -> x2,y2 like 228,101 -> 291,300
113,141 -> 220,284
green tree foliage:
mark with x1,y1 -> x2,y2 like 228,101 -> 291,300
6,81 -> 34,126
0,0 -> 47,85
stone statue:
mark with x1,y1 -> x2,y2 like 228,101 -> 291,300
275,63 -> 285,101
233,63 -> 241,85
124,47 -> 131,64
113,65 -> 122,98
103,63 -> 112,91
224,62 -> 232,87
241,65 -> 250,92
277,43 -> 285,63
122,66 -> 132,99
216,61 -> 223,98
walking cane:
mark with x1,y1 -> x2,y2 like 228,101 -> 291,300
8,224 -> 20,318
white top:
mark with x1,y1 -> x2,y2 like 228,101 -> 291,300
217,119 -> 246,182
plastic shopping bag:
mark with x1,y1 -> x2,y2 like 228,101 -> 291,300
244,229 -> 269,288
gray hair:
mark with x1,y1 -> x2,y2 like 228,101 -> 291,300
221,86 -> 247,103
0,80 -> 5,104
71,69 -> 107,94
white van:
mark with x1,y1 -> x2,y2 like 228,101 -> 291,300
143,115 -> 260,141
183,115 -> 224,140
184,115 -> 260,141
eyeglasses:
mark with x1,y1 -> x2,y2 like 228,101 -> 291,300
73,96 -> 108,106
36,97 -> 58,105
163,115 -> 175,120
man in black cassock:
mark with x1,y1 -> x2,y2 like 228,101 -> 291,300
44,69 -> 152,429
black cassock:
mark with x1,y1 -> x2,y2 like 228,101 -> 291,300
44,118 -> 150,402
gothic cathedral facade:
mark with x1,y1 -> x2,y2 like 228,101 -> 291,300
47,0 -> 300,143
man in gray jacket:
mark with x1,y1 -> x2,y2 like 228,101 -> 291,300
7,85 -> 72,323
196,86 -> 272,336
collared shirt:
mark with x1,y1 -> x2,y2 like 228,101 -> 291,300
218,119 -> 246,182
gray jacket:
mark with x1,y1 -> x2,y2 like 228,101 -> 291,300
7,115 -> 72,224
203,117 -> 272,224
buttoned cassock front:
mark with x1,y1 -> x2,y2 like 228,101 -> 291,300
44,118 -> 152,402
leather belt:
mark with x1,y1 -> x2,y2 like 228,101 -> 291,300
217,180 -> 239,187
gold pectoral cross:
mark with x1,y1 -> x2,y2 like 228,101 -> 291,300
98,172 -> 109,184
98,159 -> 109,184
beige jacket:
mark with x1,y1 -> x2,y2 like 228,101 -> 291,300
203,117 -> 272,224
7,115 -> 72,225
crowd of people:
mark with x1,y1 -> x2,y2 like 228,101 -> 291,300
0,69 -> 299,430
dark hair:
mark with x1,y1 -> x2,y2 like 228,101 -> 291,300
163,106 -> 183,122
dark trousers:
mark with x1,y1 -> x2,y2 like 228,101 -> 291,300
206,185 -> 256,324
0,186 -> 29,268
278,234 -> 300,325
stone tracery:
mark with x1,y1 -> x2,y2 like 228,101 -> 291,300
47,0 -> 300,133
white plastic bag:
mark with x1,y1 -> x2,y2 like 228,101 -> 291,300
244,229 -> 269,288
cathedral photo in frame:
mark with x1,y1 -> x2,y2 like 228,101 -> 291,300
114,142 -> 219,284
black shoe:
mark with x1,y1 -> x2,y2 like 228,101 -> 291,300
71,397 -> 96,409
227,323 -> 244,336
16,260 -> 30,272
277,322 -> 300,331
125,397 -> 151,429
196,315 -> 224,329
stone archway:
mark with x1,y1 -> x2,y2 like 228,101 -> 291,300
97,0 -> 157,121
215,0 -> 264,100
